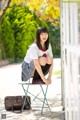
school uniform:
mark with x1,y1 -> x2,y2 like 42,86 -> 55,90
21,43 -> 53,82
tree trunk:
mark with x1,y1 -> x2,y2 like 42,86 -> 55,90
0,0 -> 11,21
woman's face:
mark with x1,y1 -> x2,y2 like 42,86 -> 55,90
40,32 -> 48,43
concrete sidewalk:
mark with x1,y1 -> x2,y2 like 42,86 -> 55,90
0,58 -> 64,120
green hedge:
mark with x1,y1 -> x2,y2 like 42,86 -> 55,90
0,5 -> 60,62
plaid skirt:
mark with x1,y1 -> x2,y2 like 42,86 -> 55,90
21,61 -> 51,81
21,61 -> 35,81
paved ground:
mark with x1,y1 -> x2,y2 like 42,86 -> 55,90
0,58 -> 65,120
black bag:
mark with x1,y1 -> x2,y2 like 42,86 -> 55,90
4,96 -> 31,111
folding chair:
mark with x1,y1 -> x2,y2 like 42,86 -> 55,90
19,78 -> 51,114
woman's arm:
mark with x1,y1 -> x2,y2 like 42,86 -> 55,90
47,61 -> 53,82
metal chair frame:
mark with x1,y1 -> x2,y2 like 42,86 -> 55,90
19,79 -> 51,114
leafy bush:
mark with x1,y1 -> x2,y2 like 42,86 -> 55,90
1,6 -> 48,62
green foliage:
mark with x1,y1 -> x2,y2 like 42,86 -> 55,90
1,16 -> 15,59
0,5 -> 49,62
53,70 -> 61,75
0,37 -> 5,60
48,22 -> 60,58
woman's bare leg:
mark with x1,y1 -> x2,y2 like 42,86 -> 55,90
32,57 -> 47,77
32,56 -> 53,79
38,57 -> 47,66
46,55 -> 53,65
46,55 -> 53,81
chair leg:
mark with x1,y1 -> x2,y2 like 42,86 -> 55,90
40,85 -> 51,114
21,82 -> 31,112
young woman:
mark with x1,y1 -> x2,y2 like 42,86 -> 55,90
21,27 -> 53,85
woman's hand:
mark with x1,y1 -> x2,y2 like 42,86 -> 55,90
43,78 -> 52,85
47,72 -> 52,85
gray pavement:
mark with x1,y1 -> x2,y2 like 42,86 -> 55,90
0,58 -> 65,120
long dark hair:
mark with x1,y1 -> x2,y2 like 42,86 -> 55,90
35,27 -> 49,50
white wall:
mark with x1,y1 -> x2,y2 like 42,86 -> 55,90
61,1 -> 80,120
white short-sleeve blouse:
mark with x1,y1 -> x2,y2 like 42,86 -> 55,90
24,43 -> 53,63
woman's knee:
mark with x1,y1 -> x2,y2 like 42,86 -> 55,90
38,57 -> 47,66
46,55 -> 53,64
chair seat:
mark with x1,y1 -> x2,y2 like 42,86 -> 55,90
32,79 -> 45,84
